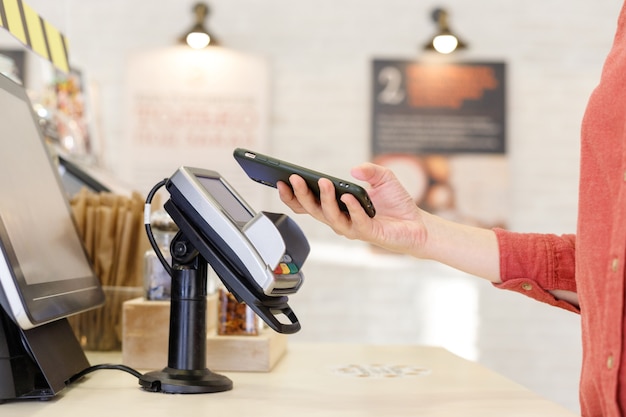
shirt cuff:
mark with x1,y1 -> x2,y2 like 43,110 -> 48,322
493,228 -> 579,314
493,278 -> 580,313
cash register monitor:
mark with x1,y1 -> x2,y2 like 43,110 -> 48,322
0,72 -> 104,331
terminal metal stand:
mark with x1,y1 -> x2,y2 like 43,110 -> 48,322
138,231 -> 232,394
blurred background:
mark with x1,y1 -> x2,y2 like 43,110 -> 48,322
1,0 -> 619,413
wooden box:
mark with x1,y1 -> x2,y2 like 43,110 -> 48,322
121,295 -> 287,372
205,327 -> 288,372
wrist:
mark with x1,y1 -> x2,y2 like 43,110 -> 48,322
414,212 -> 501,282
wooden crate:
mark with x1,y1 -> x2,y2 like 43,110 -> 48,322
121,295 -> 287,372
205,327 -> 288,372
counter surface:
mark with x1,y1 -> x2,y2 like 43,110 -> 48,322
2,344 -> 576,416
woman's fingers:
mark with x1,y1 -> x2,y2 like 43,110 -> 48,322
289,175 -> 328,222
277,180 -> 306,213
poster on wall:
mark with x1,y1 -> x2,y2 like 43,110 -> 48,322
121,46 -> 269,208
371,60 -> 507,228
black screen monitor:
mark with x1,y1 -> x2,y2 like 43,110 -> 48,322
0,72 -> 104,330
57,154 -> 111,196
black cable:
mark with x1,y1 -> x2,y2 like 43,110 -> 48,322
144,178 -> 172,276
67,363 -> 143,385
65,179 -> 170,389
65,179 -> 172,389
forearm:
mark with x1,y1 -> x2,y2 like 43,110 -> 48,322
415,213 -> 579,307
418,211 -> 501,283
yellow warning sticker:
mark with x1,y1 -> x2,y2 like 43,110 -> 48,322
0,0 -> 70,72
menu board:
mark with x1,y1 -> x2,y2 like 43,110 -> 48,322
372,60 -> 506,155
120,46 -> 269,208
370,60 -> 508,228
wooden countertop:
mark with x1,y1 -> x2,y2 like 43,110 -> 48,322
1,343 -> 576,416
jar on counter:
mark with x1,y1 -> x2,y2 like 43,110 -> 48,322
217,287 -> 259,336
143,210 -> 178,300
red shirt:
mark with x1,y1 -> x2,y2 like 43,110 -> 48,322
494,3 -> 626,415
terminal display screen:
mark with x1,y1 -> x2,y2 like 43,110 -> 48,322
196,176 -> 253,226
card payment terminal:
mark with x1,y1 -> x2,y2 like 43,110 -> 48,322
140,167 -> 309,394
165,166 -> 308,300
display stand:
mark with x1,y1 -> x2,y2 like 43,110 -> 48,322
0,308 -> 90,402
138,232 -> 232,393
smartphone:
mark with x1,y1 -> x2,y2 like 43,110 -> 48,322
233,148 -> 376,218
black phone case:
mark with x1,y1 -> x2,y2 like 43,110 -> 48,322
233,148 -> 376,217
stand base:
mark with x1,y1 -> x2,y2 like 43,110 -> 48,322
0,310 -> 90,402
139,367 -> 233,394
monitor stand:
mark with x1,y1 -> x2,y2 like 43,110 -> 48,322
0,306 -> 90,402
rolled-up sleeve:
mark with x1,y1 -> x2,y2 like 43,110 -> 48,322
493,228 -> 579,313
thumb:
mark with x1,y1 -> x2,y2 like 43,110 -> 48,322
350,163 -> 392,187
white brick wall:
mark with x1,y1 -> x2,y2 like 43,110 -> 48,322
5,0 -> 620,238
13,0 -> 619,238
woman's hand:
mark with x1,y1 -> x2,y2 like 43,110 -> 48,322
277,163 -> 430,257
